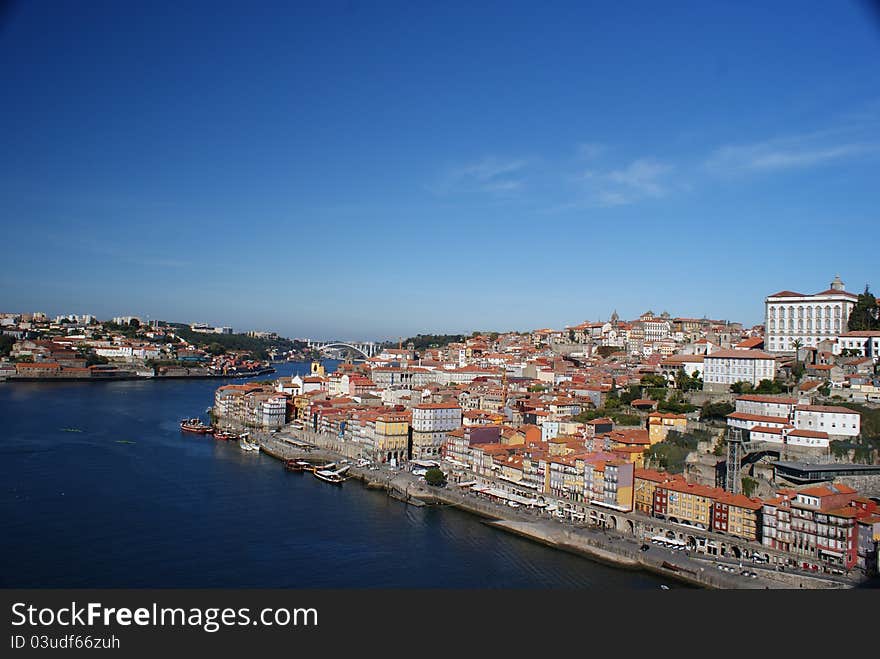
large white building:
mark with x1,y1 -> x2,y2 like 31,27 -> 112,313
411,402 -> 462,459
728,397 -> 861,449
793,405 -> 860,439
764,276 -> 858,353
702,349 -> 777,392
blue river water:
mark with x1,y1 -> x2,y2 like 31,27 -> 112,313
0,361 -> 671,588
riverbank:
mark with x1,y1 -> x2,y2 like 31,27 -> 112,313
2,370 -> 277,383
253,431 -> 852,589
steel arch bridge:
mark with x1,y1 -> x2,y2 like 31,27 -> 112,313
306,339 -> 377,359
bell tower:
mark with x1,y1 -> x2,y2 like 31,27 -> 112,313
310,360 -> 325,376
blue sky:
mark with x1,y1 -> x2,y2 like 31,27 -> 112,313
1,1 -> 879,341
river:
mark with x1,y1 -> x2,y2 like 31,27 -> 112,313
0,361 -> 671,588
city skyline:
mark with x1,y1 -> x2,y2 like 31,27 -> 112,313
1,2 -> 879,339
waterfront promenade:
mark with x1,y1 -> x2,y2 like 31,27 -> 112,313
249,426 -> 854,590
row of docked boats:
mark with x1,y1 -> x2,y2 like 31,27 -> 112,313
284,459 -> 351,484
179,418 -> 260,452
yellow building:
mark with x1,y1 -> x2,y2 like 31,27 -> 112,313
633,468 -> 685,514
714,492 -> 763,541
375,412 -> 410,464
657,481 -> 723,529
647,412 -> 688,445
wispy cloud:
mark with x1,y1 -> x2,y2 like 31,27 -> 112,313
576,157 -> 675,207
706,133 -> 878,174
606,158 -> 672,197
430,156 -> 528,196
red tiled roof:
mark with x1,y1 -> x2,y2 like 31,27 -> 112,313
788,429 -> 829,439
736,394 -> 797,405
813,289 -> 858,298
767,290 -> 805,297
796,405 -> 859,415
727,412 -> 790,424
705,349 -> 775,360
750,425 -> 785,435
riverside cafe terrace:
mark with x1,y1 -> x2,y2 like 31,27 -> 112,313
457,481 -> 548,509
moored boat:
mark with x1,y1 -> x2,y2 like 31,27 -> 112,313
239,438 -> 260,452
180,418 -> 213,434
313,465 -> 350,484
213,429 -> 236,440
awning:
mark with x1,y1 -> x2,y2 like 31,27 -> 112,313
473,486 -> 541,506
411,459 -> 440,468
652,535 -> 686,546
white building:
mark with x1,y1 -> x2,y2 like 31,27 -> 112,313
411,402 -> 462,459
835,331 -> 880,361
734,395 -> 796,420
764,276 -> 857,353
412,403 -> 462,433
94,345 -> 134,359
259,395 -> 288,429
702,349 -> 777,392
793,405 -> 860,439
112,316 -> 141,325
786,428 -> 830,449
726,412 -> 790,432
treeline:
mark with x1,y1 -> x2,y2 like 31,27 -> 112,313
168,323 -> 304,360
398,334 -> 467,351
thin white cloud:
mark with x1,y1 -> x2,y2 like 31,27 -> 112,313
455,157 -> 528,181
431,156 -> 528,196
605,158 -> 672,197
577,157 -> 674,207
706,134 -> 877,174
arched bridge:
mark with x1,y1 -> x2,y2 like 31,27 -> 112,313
306,339 -> 378,358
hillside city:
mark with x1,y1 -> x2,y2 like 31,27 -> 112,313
3,275 -> 880,583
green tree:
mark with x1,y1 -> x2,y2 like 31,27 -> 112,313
847,285 -> 880,331
640,374 -> 667,388
730,381 -> 753,394
701,401 -> 734,421
742,476 -> 758,498
86,353 -> 110,366
754,379 -> 784,394
424,468 -> 447,487
791,338 -> 803,370
0,335 -> 14,357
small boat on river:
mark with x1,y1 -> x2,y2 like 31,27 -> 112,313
313,465 -> 350,484
239,438 -> 260,452
180,418 -> 213,434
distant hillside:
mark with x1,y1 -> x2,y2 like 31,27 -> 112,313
396,334 -> 467,351
167,323 -> 305,359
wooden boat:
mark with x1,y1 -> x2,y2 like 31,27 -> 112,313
180,418 -> 213,434
313,465 -> 350,484
213,430 -> 236,441
302,461 -> 336,473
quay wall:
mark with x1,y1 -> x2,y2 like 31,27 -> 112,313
253,428 -> 854,590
